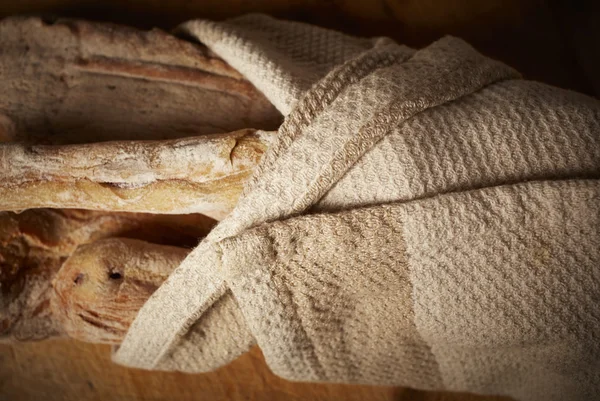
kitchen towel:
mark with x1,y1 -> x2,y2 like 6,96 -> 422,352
114,14 -> 600,401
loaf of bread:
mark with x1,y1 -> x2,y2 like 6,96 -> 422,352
0,129 -> 274,220
0,209 -> 214,342
52,237 -> 189,344
0,16 -> 280,144
0,16 -> 284,345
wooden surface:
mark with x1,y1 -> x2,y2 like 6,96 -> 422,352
0,341 -> 510,401
1,1 -> 598,401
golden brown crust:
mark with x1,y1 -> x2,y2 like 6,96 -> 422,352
0,16 -> 280,144
0,129 -> 274,220
52,238 -> 188,344
0,17 -> 277,344
0,209 -> 214,342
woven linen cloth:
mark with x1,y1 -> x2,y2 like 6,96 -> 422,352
114,14 -> 600,401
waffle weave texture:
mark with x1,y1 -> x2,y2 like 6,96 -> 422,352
114,14 -> 600,401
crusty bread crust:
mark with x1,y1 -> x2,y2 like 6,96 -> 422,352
1,129 -> 274,220
0,209 -> 214,342
52,237 -> 189,344
0,17 -> 281,344
0,16 -> 280,144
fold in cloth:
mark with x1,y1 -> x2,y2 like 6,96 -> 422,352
114,14 -> 600,401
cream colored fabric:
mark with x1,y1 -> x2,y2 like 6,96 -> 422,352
114,14 -> 600,401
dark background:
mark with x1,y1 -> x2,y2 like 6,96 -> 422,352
1,1 -> 598,401
1,0 -> 599,97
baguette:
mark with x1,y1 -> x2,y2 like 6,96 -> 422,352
0,129 -> 274,220
0,16 -> 280,144
0,209 -> 214,342
0,17 -> 278,344
52,238 -> 188,344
